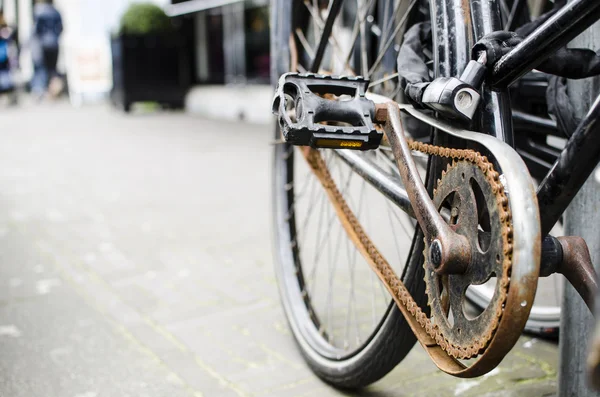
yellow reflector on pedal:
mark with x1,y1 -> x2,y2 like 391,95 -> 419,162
315,139 -> 364,149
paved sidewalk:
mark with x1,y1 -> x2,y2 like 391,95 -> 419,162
0,102 -> 558,396
185,85 -> 272,125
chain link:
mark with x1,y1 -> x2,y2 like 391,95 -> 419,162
304,140 -> 513,359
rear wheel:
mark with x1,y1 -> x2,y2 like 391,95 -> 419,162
271,0 -> 459,388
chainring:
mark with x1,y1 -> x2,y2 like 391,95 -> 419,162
424,160 -> 510,355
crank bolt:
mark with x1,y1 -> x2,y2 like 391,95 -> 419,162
430,239 -> 443,269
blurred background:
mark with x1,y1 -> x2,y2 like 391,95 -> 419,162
0,1 -> 560,396
0,0 -> 271,118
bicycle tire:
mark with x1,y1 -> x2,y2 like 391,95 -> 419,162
270,0 -> 480,388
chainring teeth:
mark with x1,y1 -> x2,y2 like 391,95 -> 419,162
305,138 -> 516,365
420,154 -> 514,360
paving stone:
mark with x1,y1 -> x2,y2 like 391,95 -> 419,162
0,102 -> 561,397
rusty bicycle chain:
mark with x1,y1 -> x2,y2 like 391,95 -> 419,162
303,140 -> 513,360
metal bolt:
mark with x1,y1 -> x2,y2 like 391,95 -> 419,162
430,239 -> 443,268
456,90 -> 473,109
451,207 -> 459,218
477,51 -> 487,65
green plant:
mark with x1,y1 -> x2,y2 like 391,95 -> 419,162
119,3 -> 172,35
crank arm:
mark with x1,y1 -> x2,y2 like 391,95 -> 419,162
299,146 -> 471,376
398,104 -> 541,375
302,101 -> 540,377
379,103 -> 471,275
541,235 -> 598,313
371,100 -> 540,376
279,75 -> 541,376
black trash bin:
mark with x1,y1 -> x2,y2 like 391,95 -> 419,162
110,33 -> 191,112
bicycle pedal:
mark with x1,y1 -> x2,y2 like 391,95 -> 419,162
272,73 -> 382,150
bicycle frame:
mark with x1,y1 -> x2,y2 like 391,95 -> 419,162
434,0 -> 600,237
288,0 -> 600,243
491,0 -> 600,90
270,0 -> 599,383
492,0 -> 600,236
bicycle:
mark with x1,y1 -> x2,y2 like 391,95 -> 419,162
271,0 -> 600,388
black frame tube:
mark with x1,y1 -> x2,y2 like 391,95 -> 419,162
470,0 -> 514,146
298,0 -> 600,242
310,0 -> 344,73
491,0 -> 600,89
505,0 -> 526,32
537,94 -> 600,236
334,150 -> 415,218
431,0 -> 472,78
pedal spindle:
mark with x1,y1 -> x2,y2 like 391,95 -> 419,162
272,73 -> 382,150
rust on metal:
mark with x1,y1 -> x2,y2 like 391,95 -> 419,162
298,101 -> 532,377
425,160 -> 508,354
557,236 -> 598,313
384,103 -> 472,275
374,103 -> 389,124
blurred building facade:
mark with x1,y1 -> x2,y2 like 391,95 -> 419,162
0,0 -> 171,101
166,0 -> 269,85
0,0 -> 269,112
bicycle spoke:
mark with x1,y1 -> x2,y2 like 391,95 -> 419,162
352,178 -> 378,328
311,153 -> 334,267
305,0 -> 362,74
345,183 -> 363,345
499,0 -> 510,27
344,234 -> 361,348
307,0 -> 344,72
296,28 -> 316,59
297,168 -> 322,248
304,0 -> 325,29
284,0 -> 430,354
324,177 -> 335,342
359,0 -> 369,75
369,72 -> 400,88
505,0 -> 526,31
307,177 -> 327,296
389,197 -> 417,237
325,203 -> 345,343
378,0 -> 403,54
379,0 -> 393,48
343,0 -> 377,69
294,166 -> 314,199
368,0 -> 416,76
306,155 -> 347,301
313,162 -> 353,265
386,200 -> 408,264
311,0 -> 320,41
387,81 -> 405,101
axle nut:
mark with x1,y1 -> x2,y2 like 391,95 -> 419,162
430,239 -> 443,268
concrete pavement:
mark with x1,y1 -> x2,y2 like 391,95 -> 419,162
185,85 -> 272,125
0,102 -> 558,396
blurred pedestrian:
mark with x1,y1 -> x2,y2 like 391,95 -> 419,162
30,0 -> 63,100
0,13 -> 18,105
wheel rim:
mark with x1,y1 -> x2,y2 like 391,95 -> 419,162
274,0 -> 425,360
466,221 -> 563,330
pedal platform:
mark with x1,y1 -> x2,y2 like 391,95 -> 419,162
272,73 -> 382,150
